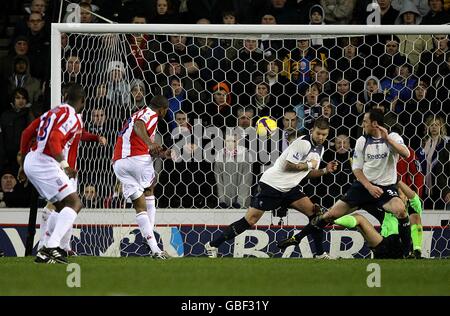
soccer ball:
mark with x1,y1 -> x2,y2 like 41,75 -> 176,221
256,116 -> 278,137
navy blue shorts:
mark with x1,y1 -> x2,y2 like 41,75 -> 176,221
341,181 -> 399,212
250,182 -> 307,212
372,235 -> 404,259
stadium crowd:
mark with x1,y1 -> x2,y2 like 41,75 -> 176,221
0,0 -> 449,211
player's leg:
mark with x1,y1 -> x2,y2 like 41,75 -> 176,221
382,195 -> 410,257
43,192 -> 82,263
132,192 -> 166,257
398,181 -> 423,257
288,197 -> 328,257
38,202 -> 56,250
206,207 -> 264,258
206,182 -> 281,257
144,181 -> 157,232
278,199 -> 355,249
335,214 -> 383,248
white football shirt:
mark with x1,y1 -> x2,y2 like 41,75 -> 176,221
352,132 -> 407,186
260,135 -> 324,192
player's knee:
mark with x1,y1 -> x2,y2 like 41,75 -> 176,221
144,187 -> 154,196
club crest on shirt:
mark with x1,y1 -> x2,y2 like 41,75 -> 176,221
56,179 -> 63,186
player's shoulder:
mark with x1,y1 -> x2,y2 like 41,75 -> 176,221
290,135 -> 311,148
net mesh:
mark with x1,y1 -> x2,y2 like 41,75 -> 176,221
59,31 -> 450,258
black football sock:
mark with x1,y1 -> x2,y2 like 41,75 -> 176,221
210,217 -> 251,248
398,216 -> 411,256
311,229 -> 324,255
293,216 -> 327,243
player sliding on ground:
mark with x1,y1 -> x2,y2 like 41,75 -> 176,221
113,95 -> 171,259
278,109 -> 412,257
205,118 -> 338,258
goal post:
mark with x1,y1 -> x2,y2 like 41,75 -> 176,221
47,23 -> 450,258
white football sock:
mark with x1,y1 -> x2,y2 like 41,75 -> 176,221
38,207 -> 52,250
46,207 -> 77,248
145,196 -> 156,231
136,211 -> 161,254
43,210 -> 58,247
60,227 -> 73,251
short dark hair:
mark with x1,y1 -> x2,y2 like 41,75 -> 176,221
313,117 -> 330,130
65,83 -> 85,103
368,108 -> 384,127
150,95 -> 169,109
11,87 -> 29,103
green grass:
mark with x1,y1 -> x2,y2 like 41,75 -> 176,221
0,257 -> 449,296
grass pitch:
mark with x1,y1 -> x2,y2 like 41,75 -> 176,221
0,257 -> 449,296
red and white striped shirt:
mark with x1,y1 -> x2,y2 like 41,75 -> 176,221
21,113 -> 99,169
113,107 -> 158,161
31,104 -> 83,160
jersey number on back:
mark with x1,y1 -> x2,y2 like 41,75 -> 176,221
37,116 -> 52,141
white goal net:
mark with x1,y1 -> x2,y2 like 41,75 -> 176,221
51,24 -> 450,258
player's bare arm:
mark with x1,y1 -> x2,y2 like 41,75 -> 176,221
375,123 -> 410,158
285,159 -> 318,172
133,119 -> 162,155
308,160 -> 339,178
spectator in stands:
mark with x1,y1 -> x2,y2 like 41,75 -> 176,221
222,10 -> 238,24
320,0 -> 356,25
86,107 -> 108,135
380,0 -> 402,24
333,37 -> 368,94
294,82 -> 321,133
164,77 -> 193,131
106,60 -> 130,106
398,79 -> 442,149
435,140 -> 450,210
157,35 -> 199,75
7,56 -> 41,105
417,115 -> 450,209
380,63 -> 418,109
280,108 -> 300,151
263,58 -> 290,104
23,12 -> 49,81
0,36 -> 30,88
129,79 -> 147,112
392,0 -> 430,16
214,133 -> 252,209
106,181 -> 132,208
81,184 -> 101,208
418,34 -> 449,88
187,0 -> 235,23
220,11 -> 242,61
200,82 -> 235,128
231,39 -> 265,97
395,1 -> 433,72
421,0 -> 450,24
0,88 -> 34,172
80,2 -> 94,23
0,169 -> 31,208
319,133 -> 354,207
434,52 -> 450,103
358,76 -> 382,111
63,53 -> 83,85
151,0 -> 179,23
257,0 -> 300,24
250,79 -> 281,119
319,97 -> 340,142
313,63 -> 335,96
369,35 -> 407,80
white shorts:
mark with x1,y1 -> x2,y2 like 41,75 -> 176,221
24,151 -> 77,203
113,155 -> 155,200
